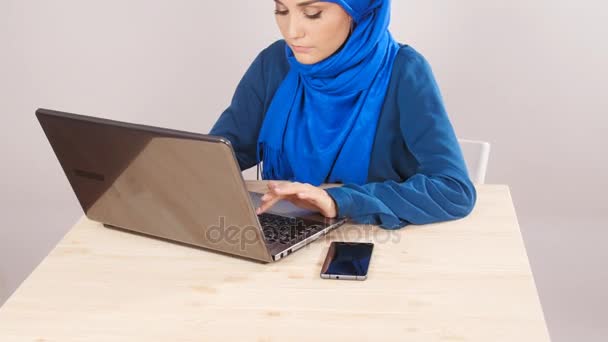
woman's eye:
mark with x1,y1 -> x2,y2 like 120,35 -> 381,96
305,11 -> 322,19
274,8 -> 322,19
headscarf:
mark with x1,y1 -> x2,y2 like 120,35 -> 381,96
257,0 -> 399,185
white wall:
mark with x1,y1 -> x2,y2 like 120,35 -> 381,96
1,1 -> 607,340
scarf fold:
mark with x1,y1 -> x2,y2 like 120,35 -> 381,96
257,0 -> 399,186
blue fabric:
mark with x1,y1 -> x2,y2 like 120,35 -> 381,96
256,0 -> 400,186
210,40 -> 477,229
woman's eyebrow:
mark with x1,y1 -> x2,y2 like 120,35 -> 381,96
296,0 -> 321,6
274,0 -> 322,7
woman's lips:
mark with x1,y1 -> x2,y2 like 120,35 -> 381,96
291,45 -> 313,54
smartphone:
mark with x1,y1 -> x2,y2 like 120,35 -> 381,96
320,242 -> 374,280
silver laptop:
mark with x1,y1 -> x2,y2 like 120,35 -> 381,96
36,108 -> 346,262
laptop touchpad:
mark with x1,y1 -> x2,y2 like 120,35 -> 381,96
249,191 -> 324,220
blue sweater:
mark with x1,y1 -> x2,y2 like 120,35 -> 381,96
210,40 -> 476,229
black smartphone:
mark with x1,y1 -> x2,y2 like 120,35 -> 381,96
320,242 -> 374,280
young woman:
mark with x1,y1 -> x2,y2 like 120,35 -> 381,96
210,0 -> 476,229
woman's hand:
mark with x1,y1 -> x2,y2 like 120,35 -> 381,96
255,181 -> 338,218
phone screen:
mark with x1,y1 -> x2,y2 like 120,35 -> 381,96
320,242 -> 374,280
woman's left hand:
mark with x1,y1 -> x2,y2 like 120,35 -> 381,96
255,181 -> 338,218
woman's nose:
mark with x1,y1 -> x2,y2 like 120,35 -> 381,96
286,18 -> 305,39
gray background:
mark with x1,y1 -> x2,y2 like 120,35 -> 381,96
1,0 -> 606,340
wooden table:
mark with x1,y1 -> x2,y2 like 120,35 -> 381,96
0,183 -> 551,341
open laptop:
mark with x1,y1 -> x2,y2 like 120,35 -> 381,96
36,108 -> 346,262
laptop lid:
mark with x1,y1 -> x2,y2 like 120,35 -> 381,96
36,108 -> 273,263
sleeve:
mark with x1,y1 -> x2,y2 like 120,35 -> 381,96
209,51 -> 267,171
325,52 -> 477,229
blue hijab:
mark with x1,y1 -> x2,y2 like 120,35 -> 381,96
257,0 -> 399,186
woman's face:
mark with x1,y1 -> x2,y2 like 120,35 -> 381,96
274,0 -> 352,65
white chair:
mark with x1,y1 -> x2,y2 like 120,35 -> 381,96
458,139 -> 491,185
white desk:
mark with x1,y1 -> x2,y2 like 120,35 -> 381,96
0,183 -> 550,341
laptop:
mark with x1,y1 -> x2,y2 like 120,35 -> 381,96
36,108 -> 346,262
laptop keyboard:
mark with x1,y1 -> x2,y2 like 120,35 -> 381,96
258,213 -> 326,246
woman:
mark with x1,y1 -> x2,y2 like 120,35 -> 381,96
210,0 -> 476,229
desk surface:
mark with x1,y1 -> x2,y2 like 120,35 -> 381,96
0,183 -> 550,341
